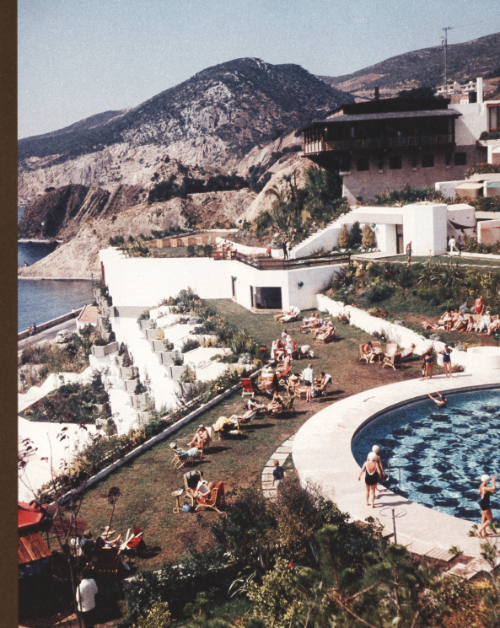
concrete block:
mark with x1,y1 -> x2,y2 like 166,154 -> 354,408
125,379 -> 138,393
160,352 -> 174,365
170,365 -> 186,381
150,340 -> 165,353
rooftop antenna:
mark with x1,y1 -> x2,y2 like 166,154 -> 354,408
441,27 -> 453,94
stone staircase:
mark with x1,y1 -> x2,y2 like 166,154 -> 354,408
291,212 -> 354,259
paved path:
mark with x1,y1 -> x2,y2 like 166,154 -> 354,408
18,318 -> 78,353
292,371 -> 500,574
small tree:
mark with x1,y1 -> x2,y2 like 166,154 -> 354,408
362,224 -> 376,248
338,224 -> 351,249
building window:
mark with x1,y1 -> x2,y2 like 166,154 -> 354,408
422,154 -> 434,168
377,155 -> 384,170
411,152 -> 418,168
489,106 -> 500,131
454,152 -> 467,166
389,155 -> 402,169
340,155 -> 351,172
357,157 -> 369,171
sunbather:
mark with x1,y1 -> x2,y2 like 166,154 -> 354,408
360,341 -> 376,363
214,416 -> 239,434
170,442 -> 201,460
300,313 -> 320,331
487,318 -> 500,336
477,311 -> 492,333
267,390 -> 284,413
189,425 -> 211,449
400,343 -> 416,360
452,311 -> 467,331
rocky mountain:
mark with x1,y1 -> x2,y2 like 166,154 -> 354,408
319,32 -> 500,99
18,58 -> 353,201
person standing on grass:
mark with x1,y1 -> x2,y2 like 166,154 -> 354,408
406,241 -> 412,266
439,345 -> 453,378
302,363 -> 314,401
478,474 -> 496,538
272,459 -> 286,490
76,574 -> 98,628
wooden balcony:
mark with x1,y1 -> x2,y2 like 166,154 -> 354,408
304,134 -> 453,155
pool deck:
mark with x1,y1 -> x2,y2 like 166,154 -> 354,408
293,371 -> 500,567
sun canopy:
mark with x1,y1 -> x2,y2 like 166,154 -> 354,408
18,502 -> 45,531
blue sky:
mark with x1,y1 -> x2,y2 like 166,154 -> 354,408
18,0 -> 500,139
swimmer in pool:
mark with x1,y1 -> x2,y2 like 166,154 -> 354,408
428,392 -> 447,408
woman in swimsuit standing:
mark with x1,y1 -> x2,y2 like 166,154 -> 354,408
358,452 -> 382,508
440,344 -> 452,378
478,474 -> 496,538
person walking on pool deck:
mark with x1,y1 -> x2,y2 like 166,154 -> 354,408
358,452 -> 383,508
439,345 -> 453,378
478,474 -> 496,538
371,445 -> 386,479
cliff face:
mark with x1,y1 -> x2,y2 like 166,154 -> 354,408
19,58 -> 352,201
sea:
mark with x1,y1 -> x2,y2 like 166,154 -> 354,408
18,206 -> 93,332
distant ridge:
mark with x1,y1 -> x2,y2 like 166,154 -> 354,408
18,57 -> 353,163
319,31 -> 500,98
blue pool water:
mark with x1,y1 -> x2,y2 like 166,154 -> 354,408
352,389 -> 500,521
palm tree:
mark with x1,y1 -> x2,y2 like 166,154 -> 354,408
107,486 -> 122,532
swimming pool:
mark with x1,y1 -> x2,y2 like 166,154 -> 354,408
351,388 -> 500,521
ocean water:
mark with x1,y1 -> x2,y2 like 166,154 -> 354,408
352,389 -> 500,521
18,206 -> 93,332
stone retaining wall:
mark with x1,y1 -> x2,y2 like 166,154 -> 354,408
316,293 -> 472,369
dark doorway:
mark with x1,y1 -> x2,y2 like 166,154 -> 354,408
396,224 -> 404,254
255,287 -> 282,310
231,276 -> 236,298
250,286 -> 254,308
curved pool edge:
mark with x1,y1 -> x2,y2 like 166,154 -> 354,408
292,372 -> 500,559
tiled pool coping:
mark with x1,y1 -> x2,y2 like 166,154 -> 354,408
292,371 -> 500,560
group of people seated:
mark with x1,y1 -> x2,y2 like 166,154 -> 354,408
272,331 -> 296,361
300,314 -> 335,342
360,341 -> 416,364
216,241 -> 237,259
422,296 -> 500,335
27,323 -> 38,336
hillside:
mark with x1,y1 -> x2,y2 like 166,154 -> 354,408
319,31 -> 500,99
18,57 -> 352,201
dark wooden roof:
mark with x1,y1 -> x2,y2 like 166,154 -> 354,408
300,109 -> 460,131
18,533 -> 51,565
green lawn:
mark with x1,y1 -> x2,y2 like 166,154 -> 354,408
78,300 -> 423,571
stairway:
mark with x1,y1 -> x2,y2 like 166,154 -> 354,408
291,211 -> 354,259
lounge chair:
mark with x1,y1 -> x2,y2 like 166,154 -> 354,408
314,375 -> 332,397
382,343 -> 401,370
241,378 -> 257,398
95,546 -> 122,578
315,327 -> 335,344
120,527 -> 145,555
172,447 -> 202,469
359,344 -> 374,363
195,481 -> 225,514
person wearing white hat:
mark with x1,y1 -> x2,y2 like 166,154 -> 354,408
371,445 -> 385,480
358,452 -> 383,508
478,474 -> 496,538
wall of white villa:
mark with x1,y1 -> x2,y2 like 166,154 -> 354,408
100,248 -> 343,313
402,203 -> 448,256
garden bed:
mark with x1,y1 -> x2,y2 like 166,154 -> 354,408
21,372 -> 109,424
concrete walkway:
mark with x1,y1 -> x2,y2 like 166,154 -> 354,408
292,371 -> 500,572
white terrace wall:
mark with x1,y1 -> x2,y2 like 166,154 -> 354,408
101,247 -> 344,313
316,294 -> 471,370
100,249 -> 232,308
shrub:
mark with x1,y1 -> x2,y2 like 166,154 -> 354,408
365,282 -> 394,302
466,162 -> 500,177
337,224 -> 351,248
361,224 -> 376,248
181,338 -> 200,353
